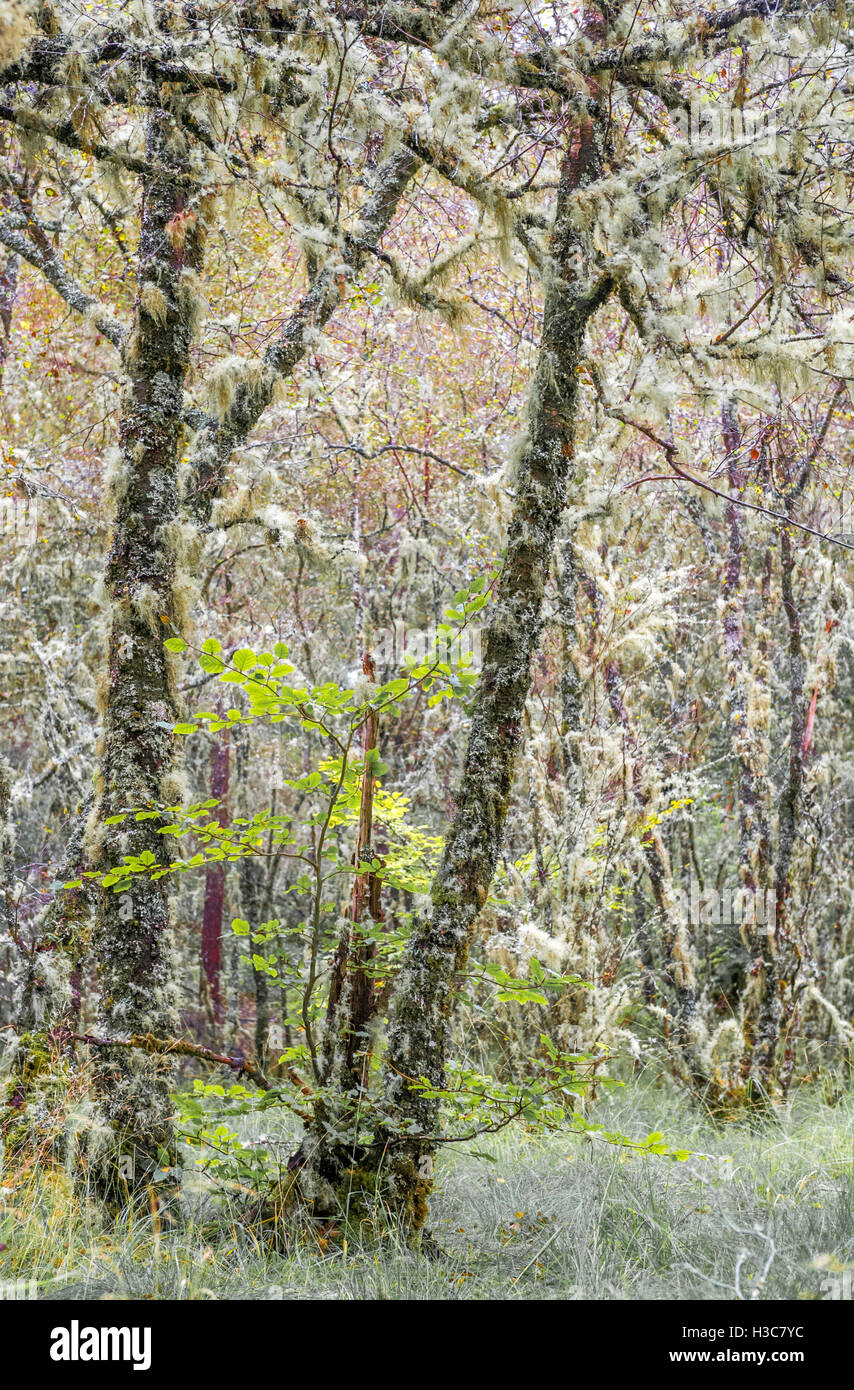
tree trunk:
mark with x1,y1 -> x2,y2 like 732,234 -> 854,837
376,118 -> 612,1232
89,102 -> 204,1201
0,247 -> 18,391
578,562 -> 700,1081
322,656 -> 382,1089
719,403 -> 773,1098
773,522 -> 807,1096
292,660 -> 384,1203
201,731 -> 230,1031
238,854 -> 271,1070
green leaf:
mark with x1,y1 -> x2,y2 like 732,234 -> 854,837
384,678 -> 410,698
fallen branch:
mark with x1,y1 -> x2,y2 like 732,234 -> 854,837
49,1028 -> 301,1094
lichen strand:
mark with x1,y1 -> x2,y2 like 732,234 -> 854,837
89,108 -> 204,1200
376,120 -> 611,1229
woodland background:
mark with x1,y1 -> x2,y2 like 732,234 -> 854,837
0,0 -> 853,1299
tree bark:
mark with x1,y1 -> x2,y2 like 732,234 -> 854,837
773,522 -> 807,1096
0,247 -> 17,391
321,656 -> 382,1088
89,99 -> 204,1200
719,403 -> 774,1097
578,563 -> 700,1078
376,117 -> 612,1231
292,660 -> 384,1202
201,730 -> 230,1031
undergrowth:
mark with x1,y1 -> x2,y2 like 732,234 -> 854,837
1,1076 -> 853,1300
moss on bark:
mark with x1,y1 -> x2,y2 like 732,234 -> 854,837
88,104 -> 206,1203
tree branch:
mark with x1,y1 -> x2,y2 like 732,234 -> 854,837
0,214 -> 126,350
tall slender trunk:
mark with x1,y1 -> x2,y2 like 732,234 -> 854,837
774,523 -> 807,1096
377,118 -> 612,1230
550,532 -> 617,1044
0,248 -> 18,391
0,135 -> 18,394
201,730 -> 230,1031
252,890 -> 271,1072
579,563 -> 700,1078
0,761 -> 14,1029
233,728 -> 276,1069
237,852 -> 272,1068
720,403 -> 774,1096
558,534 -> 586,846
89,102 -> 204,1199
294,660 -> 384,1202
322,660 -> 382,1090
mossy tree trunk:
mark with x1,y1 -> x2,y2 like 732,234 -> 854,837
291,663 -> 384,1208
773,520 -> 807,1097
578,561 -> 700,1084
373,118 -> 613,1232
322,661 -> 382,1089
719,402 -> 773,1100
0,243 -> 17,391
201,729 -> 229,1033
89,100 -> 204,1201
0,761 -> 13,972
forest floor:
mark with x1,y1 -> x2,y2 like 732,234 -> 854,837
2,1079 -> 853,1301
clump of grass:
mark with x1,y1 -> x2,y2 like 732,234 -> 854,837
1,1078 -> 852,1299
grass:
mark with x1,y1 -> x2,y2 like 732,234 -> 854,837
1,1078 -> 853,1300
